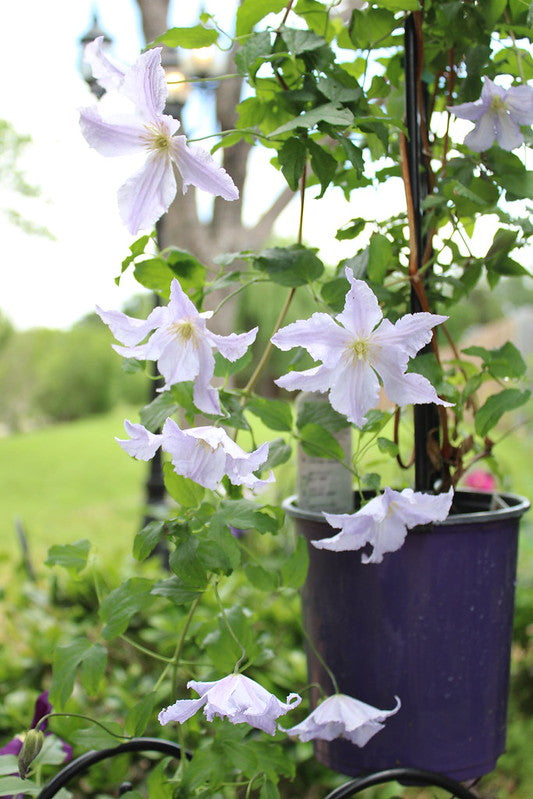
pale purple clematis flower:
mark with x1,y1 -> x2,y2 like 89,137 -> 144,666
116,418 -> 273,491
79,37 -> 238,234
448,78 -> 533,152
97,279 -> 258,414
281,693 -> 400,745
158,674 -> 302,735
271,267 -> 451,427
313,487 -> 454,564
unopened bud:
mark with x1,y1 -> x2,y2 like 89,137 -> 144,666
17,729 -> 44,779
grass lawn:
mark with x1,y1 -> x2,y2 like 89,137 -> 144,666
0,406 -> 146,574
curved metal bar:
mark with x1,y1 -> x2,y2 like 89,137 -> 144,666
323,767 -> 479,799
37,737 -> 186,799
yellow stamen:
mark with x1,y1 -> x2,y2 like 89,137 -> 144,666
351,339 -> 369,361
168,320 -> 195,342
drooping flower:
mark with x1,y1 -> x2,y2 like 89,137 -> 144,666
448,77 -> 533,152
97,278 -> 258,414
281,693 -> 400,745
271,267 -> 451,427
79,37 -> 238,234
116,417 -> 273,491
313,487 -> 454,564
158,674 -> 302,735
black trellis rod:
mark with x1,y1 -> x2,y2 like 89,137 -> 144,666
323,767 -> 479,799
36,737 -> 187,799
404,13 -> 441,492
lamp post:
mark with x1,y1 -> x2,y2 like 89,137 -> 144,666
78,13 -> 113,99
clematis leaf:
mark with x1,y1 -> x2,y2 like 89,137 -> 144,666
125,695 -> 158,737
254,245 -> 324,286
475,388 -> 531,437
133,521 -> 166,561
281,535 -> 309,588
46,540 -> 91,573
50,638 -> 92,708
153,25 -> 219,48
163,462 -> 205,507
278,137 -> 307,191
151,576 -> 204,605
236,0 -> 287,36
247,396 -> 293,432
80,644 -> 107,695
299,423 -> 346,460
140,393 -> 181,432
271,103 -> 354,135
100,578 -> 155,640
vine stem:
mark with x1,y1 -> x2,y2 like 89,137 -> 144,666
214,581 -> 247,672
34,713 -> 132,740
171,595 -> 203,696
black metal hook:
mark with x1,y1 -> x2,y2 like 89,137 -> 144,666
324,767 -> 479,799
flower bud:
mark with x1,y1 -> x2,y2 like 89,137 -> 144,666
17,729 -> 44,779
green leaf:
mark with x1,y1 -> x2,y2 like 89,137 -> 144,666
377,0 -> 419,8
281,534 -> 309,588
335,217 -> 366,241
475,389 -> 531,437
235,32 -> 273,77
153,25 -> 218,48
0,777 -> 40,796
215,499 -> 281,535
254,245 -> 324,286
133,521 -> 166,561
245,562 -> 280,591
261,438 -> 292,470
246,396 -> 293,431
198,525 -> 241,574
271,103 -> 354,135
140,392 -> 180,432
100,578 -> 155,640
79,643 -> 107,695
377,437 -> 399,456
367,232 -> 393,283
339,137 -> 365,174
125,695 -> 158,737
280,26 -> 326,55
299,423 -> 346,460
296,397 -> 349,432
278,137 -> 307,191
163,462 -> 205,508
463,342 -> 527,379
151,576 -> 203,605
45,539 -> 90,573
50,638 -> 92,708
321,276 -> 350,312
486,228 -> 519,259
261,779 -> 280,799
0,757 -> 18,777
236,0 -> 287,36
134,258 -> 175,297
169,537 -> 209,587
165,248 -> 206,292
307,138 -> 337,197
75,723 -> 123,750
214,349 -> 253,378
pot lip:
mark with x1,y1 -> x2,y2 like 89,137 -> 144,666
282,488 -> 530,527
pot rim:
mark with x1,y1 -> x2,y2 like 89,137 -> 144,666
282,488 -> 530,526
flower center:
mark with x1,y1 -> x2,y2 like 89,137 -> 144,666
351,339 -> 369,361
168,320 -> 196,342
143,122 -> 172,153
490,94 -> 507,113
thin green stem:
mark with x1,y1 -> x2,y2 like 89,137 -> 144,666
35,713 -> 132,740
214,581 -> 247,672
120,634 -> 174,664
211,278 -> 270,316
171,595 -> 203,696
300,626 -> 340,694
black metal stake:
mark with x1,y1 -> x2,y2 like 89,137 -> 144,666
404,14 -> 441,492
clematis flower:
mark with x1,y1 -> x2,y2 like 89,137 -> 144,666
271,267 -> 451,427
97,278 -> 258,414
448,77 -> 533,152
281,693 -> 400,745
116,417 -> 273,491
158,673 -> 302,735
79,37 -> 238,234
313,486 -> 454,563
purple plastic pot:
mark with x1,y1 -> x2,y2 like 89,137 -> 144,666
283,489 -> 530,782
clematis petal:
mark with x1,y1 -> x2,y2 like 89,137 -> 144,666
150,327 -> 201,389
96,305 -> 165,347
79,106 -> 146,156
83,36 -> 126,94
505,85 -> 533,125
116,420 -> 163,460
275,364 -> 337,394
361,513 -> 408,564
447,98 -> 487,122
494,111 -> 524,151
372,348 -> 451,409
118,151 -> 176,234
372,313 -> 448,359
336,269 -> 383,336
170,136 -> 239,200
206,327 -> 259,362
191,337 -> 220,414
167,278 -> 203,322
121,47 -> 167,120
463,111 -> 497,152
272,314 -> 349,362
393,487 -> 453,527
328,358 -> 381,427
158,697 -> 207,726
162,419 -> 226,489
313,513 -> 373,552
